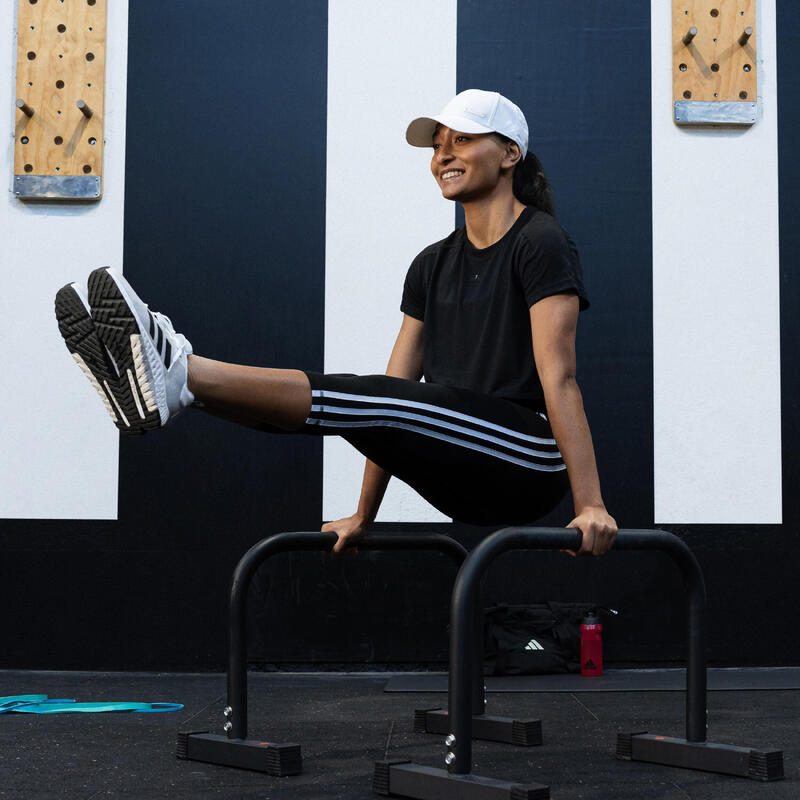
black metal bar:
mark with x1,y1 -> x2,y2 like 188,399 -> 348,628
227,531 -> 468,740
472,578 -> 486,715
447,528 -> 707,776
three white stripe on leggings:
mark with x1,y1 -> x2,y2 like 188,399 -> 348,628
306,389 -> 566,473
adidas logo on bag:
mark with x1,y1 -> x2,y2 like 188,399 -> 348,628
584,658 -> 596,669
524,638 -> 544,651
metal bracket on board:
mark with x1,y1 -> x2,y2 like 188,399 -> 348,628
13,175 -> 101,200
672,0 -> 757,126
674,100 -> 757,125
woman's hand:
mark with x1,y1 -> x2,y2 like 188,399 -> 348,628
321,513 -> 371,557
563,506 -> 618,556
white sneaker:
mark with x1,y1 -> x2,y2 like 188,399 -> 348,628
86,266 -> 194,431
55,280 -> 140,433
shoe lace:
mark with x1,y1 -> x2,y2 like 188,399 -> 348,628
151,310 -> 189,356
151,309 -> 174,330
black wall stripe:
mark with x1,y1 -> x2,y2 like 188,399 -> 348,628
455,2 -> 670,662
118,0 -> 331,670
458,0 -> 654,525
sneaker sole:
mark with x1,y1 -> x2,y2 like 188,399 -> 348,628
54,283 -> 143,435
87,267 -> 164,432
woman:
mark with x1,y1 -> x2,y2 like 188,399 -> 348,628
55,89 -> 617,558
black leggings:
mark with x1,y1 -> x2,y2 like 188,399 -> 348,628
265,372 -> 569,526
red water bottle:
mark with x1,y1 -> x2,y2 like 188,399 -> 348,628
580,612 -> 603,677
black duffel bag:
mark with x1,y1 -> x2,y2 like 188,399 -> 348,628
482,601 -> 596,676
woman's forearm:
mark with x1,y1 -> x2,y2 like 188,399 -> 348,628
356,320 -> 423,524
542,378 -> 605,513
356,459 -> 392,524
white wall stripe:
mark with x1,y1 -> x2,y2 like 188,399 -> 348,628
324,0 -> 457,522
652,0 -> 781,523
0,0 -> 127,519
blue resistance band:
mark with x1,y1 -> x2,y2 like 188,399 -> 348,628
0,694 -> 183,713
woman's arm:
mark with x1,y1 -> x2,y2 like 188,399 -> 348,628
529,293 -> 617,556
326,314 -> 424,554
354,314 -> 424,523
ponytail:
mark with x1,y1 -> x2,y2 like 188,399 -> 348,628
512,151 -> 556,218
492,133 -> 556,217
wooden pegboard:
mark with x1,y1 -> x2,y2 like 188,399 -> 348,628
672,0 -> 757,124
13,0 -> 108,199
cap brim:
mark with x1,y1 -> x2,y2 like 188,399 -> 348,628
405,114 -> 494,147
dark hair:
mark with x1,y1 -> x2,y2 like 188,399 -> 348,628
493,134 -> 556,217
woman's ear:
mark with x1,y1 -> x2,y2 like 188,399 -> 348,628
501,141 -> 522,170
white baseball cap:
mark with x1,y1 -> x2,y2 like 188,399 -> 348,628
406,89 -> 529,158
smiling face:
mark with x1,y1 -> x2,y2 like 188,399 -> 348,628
430,125 -> 520,203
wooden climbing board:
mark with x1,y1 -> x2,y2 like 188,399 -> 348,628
13,0 -> 108,199
672,0 -> 757,124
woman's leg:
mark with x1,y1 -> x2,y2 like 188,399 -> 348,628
55,266 -> 313,436
301,372 -> 570,526
187,355 -> 312,432
55,267 -> 565,525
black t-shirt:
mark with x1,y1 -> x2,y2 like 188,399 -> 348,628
400,206 -> 589,409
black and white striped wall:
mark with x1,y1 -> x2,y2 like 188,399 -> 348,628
0,1 -> 796,669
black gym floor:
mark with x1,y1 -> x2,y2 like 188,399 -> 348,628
1,669 -> 796,799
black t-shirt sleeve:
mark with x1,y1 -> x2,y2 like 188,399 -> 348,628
517,226 -> 590,311
400,255 -> 427,321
